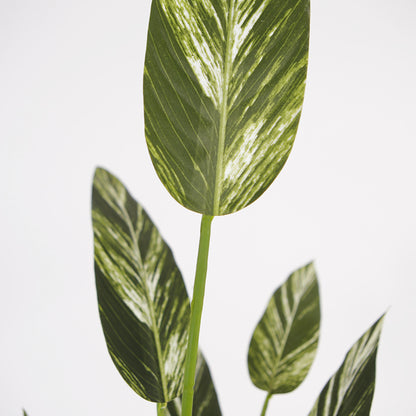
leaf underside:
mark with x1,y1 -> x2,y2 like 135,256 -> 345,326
166,351 -> 222,416
144,0 -> 310,215
248,262 -> 320,394
92,167 -> 190,403
308,315 -> 385,416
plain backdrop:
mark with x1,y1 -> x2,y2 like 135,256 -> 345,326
1,0 -> 415,415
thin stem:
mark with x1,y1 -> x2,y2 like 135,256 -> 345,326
260,392 -> 272,416
181,215 -> 214,416
157,403 -> 166,416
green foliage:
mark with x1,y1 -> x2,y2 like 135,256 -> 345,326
92,168 -> 222,410
309,315 -> 385,416
92,168 -> 190,402
248,262 -> 320,394
17,0 -> 388,414
144,0 -> 310,215
86,0 -> 386,415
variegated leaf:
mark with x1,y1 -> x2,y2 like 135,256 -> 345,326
308,315 -> 385,416
165,351 -> 222,416
248,262 -> 320,393
144,0 -> 310,216
92,167 -> 190,402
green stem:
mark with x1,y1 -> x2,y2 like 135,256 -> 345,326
157,403 -> 166,416
260,392 -> 272,416
181,214 -> 214,416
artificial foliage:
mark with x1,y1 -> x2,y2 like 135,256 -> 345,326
86,0 -> 385,415
144,0 -> 309,216
23,0 -> 390,416
16,2 -> 387,416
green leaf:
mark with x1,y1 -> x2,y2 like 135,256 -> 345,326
308,315 -> 385,416
248,262 -> 320,393
144,0 -> 310,216
23,410 -> 28,416
92,167 -> 190,403
165,351 -> 222,416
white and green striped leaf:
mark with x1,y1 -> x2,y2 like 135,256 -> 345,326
92,167 -> 190,403
308,315 -> 385,416
248,262 -> 320,393
144,0 -> 310,216
165,351 -> 222,416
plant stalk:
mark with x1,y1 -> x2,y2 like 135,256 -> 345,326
157,403 -> 166,416
181,214 -> 214,416
260,392 -> 272,416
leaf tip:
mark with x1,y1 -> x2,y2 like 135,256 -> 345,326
304,259 -> 316,272
93,166 -> 108,181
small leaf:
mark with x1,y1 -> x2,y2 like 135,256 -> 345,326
308,315 -> 385,416
92,167 -> 190,402
144,0 -> 310,216
23,410 -> 28,416
248,262 -> 320,393
165,351 -> 222,416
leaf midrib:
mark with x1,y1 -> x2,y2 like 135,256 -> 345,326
213,0 -> 236,215
268,273 -> 314,392
268,288 -> 302,391
121,203 -> 169,403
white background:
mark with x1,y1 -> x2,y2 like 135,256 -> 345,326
1,0 -> 415,415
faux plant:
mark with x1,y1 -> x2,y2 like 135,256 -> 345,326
88,0 -> 385,415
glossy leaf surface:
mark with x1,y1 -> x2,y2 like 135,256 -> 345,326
165,351 -> 222,416
144,0 -> 310,215
248,262 -> 320,393
92,168 -> 190,402
309,315 -> 385,416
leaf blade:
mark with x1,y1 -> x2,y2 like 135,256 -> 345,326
248,262 -> 320,393
144,0 -> 310,215
308,315 -> 385,416
92,167 -> 190,402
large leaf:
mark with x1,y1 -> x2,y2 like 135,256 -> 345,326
308,315 -> 385,416
165,351 -> 222,416
248,262 -> 320,393
144,0 -> 310,216
92,167 -> 190,403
